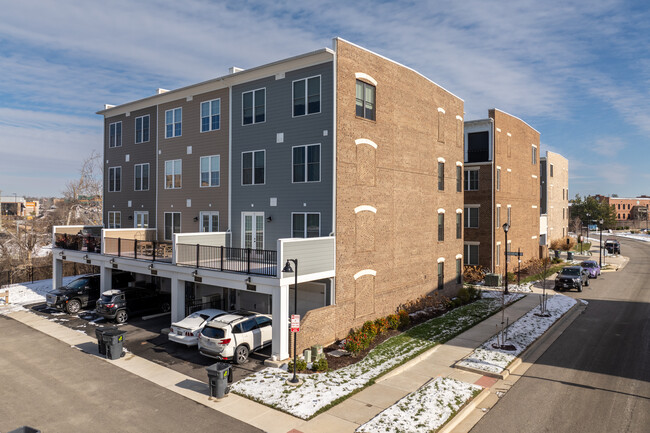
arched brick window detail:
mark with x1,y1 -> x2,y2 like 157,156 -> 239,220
355,139 -> 377,186
354,272 -> 375,318
355,205 -> 377,252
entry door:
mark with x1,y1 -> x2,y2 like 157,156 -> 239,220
242,212 -> 264,250
134,211 -> 149,228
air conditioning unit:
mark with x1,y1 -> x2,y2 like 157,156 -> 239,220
484,273 -> 502,287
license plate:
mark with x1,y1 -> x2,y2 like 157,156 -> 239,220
177,331 -> 182,336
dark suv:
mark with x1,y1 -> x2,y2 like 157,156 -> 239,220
605,239 -> 621,254
95,286 -> 171,323
46,272 -> 134,314
554,266 -> 589,292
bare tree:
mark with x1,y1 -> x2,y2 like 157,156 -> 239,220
62,151 -> 103,225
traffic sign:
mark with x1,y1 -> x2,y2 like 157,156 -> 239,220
290,314 -> 300,332
506,251 -> 523,256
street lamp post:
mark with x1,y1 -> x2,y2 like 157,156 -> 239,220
599,219 -> 604,268
502,223 -> 510,295
282,258 -> 300,384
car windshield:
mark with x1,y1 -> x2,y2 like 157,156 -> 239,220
201,326 -> 225,339
561,268 -> 580,276
67,278 -> 89,289
581,262 -> 595,268
100,294 -> 116,303
187,312 -> 211,321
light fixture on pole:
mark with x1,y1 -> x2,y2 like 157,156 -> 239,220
502,223 -> 510,295
599,219 -> 604,268
282,258 -> 300,385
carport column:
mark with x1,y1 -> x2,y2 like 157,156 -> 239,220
170,277 -> 185,323
99,264 -> 112,294
52,256 -> 63,291
271,285 -> 290,361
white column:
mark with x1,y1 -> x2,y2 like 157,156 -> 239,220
99,264 -> 112,294
52,257 -> 63,290
171,277 -> 185,323
271,284 -> 290,360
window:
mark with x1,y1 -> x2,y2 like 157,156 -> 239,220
507,207 -> 511,225
108,167 -> 121,192
108,211 -> 121,228
293,144 -> 320,182
242,89 -> 265,125
456,259 -> 462,284
164,212 -> 181,240
438,213 -> 444,241
109,122 -> 122,148
456,166 -> 462,192
496,168 -> 501,191
464,169 -> 478,191
466,131 -> 489,162
456,213 -> 462,239
532,145 -> 537,164
242,151 -> 265,185
134,163 -> 149,191
438,262 -> 444,290
550,164 -> 554,177
496,244 -> 501,266
464,207 -> 479,228
165,108 -> 182,138
200,155 -> 220,187
134,211 -> 148,228
292,213 -> 320,238
464,244 -> 479,265
135,115 -> 149,143
496,206 -> 501,226
356,80 -> 376,120
438,162 -> 445,190
165,159 -> 182,189
200,211 -> 219,232
201,99 -> 220,132
293,76 -> 320,116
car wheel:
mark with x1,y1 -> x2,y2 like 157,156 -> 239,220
115,310 -> 128,324
66,299 -> 81,314
160,302 -> 171,313
577,283 -> 582,292
235,345 -> 249,364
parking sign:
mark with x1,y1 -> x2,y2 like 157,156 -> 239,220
291,314 -> 300,332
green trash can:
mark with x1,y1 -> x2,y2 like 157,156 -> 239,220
102,328 -> 127,360
206,362 -> 232,399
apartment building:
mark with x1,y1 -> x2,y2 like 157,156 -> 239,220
597,195 -> 650,226
463,109 -> 541,273
52,38 -> 465,360
540,151 -> 569,247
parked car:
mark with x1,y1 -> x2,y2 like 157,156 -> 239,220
605,239 -> 621,254
580,260 -> 601,278
46,272 -> 134,314
554,266 -> 589,292
198,311 -> 272,364
95,286 -> 171,324
169,309 -> 227,346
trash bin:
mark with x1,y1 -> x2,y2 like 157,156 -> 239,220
101,328 -> 127,360
8,427 -> 40,433
554,250 -> 561,259
95,327 -> 116,355
567,251 -> 574,260
206,362 -> 232,399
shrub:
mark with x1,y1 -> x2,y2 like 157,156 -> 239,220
387,314 -> 400,330
313,357 -> 328,372
361,320 -> 378,339
550,237 -> 576,251
398,309 -> 410,329
288,357 -> 307,372
551,256 -> 563,264
451,298 -> 462,308
397,292 -> 450,315
467,285 -> 481,301
463,265 -> 486,284
374,317 -> 390,334
457,287 -> 471,304
344,329 -> 373,355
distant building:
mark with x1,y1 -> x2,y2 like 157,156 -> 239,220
540,151 -> 569,247
0,196 -> 26,216
596,195 -> 650,227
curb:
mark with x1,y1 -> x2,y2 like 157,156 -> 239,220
438,387 -> 491,433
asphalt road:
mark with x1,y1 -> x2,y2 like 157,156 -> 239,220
471,237 -> 650,433
0,315 -> 263,433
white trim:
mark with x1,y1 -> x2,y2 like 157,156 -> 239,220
198,211 -> 220,232
355,138 -> 378,149
492,108 -> 540,134
455,254 -> 463,259
291,143 -> 321,183
532,144 -> 538,148
532,236 -> 538,239
108,166 -> 122,192
163,211 -> 182,241
134,115 -> 150,144
199,155 -> 221,188
164,159 -> 182,189
133,163 -> 150,191
507,132 -> 512,137
456,208 -> 463,213
496,241 -> 502,245
496,165 -> 501,169
532,174 -> 538,178
507,204 -> 512,208
292,74 -> 322,118
496,203 -> 501,207
496,127 -> 502,132
241,87 -> 266,126
437,157 -> 446,163
456,161 -> 463,166
437,107 -> 446,114
241,211 -> 265,249
354,72 -> 377,86
437,208 -> 445,214
437,257 -> 445,263
464,204 -> 481,208
353,269 -> 377,280
532,205 -> 538,208
354,205 -> 377,214
507,168 -> 512,172
456,115 -> 463,121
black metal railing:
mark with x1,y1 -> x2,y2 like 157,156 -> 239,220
176,243 -> 277,276
103,237 -> 173,262
54,234 -> 102,253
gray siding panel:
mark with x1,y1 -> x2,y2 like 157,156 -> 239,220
281,237 -> 335,276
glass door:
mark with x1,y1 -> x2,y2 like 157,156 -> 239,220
242,212 -> 264,250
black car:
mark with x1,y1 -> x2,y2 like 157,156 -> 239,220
605,239 -> 621,254
45,272 -> 134,314
95,286 -> 171,324
554,266 -> 589,292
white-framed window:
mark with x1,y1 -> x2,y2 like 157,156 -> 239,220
200,211 -> 219,232
464,206 -> 479,228
292,212 -> 320,238
438,162 -> 445,191
134,211 -> 149,228
200,155 -> 220,187
464,169 -> 479,191
108,211 -> 121,228
292,144 -> 320,183
532,145 -> 537,164
135,115 -> 149,143
109,122 -> 122,148
356,80 -> 376,120
108,166 -> 121,192
438,213 -> 444,241
165,159 -> 182,189
165,107 -> 182,138
242,88 -> 265,125
437,262 -> 444,290
496,167 -> 501,191
201,99 -> 220,132
242,150 -> 265,185
164,212 -> 181,241
464,244 -> 479,266
293,76 -> 321,116
134,163 -> 149,191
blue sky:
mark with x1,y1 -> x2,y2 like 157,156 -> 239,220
1,0 -> 649,198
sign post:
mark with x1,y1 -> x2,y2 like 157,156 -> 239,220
290,314 -> 300,333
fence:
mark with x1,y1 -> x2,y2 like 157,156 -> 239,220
0,263 -> 99,288
103,237 -> 173,261
175,243 -> 277,276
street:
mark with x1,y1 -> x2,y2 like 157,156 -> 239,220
471,237 -> 650,433
0,315 -> 263,433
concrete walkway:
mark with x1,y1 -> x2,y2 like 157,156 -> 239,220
6,293 -> 561,433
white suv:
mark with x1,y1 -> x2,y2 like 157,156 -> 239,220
198,311 -> 272,364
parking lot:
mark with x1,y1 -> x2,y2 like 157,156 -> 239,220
27,302 -> 271,383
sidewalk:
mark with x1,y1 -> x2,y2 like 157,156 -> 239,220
6,293 -> 572,433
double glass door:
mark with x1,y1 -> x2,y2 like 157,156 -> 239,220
242,212 -> 264,250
